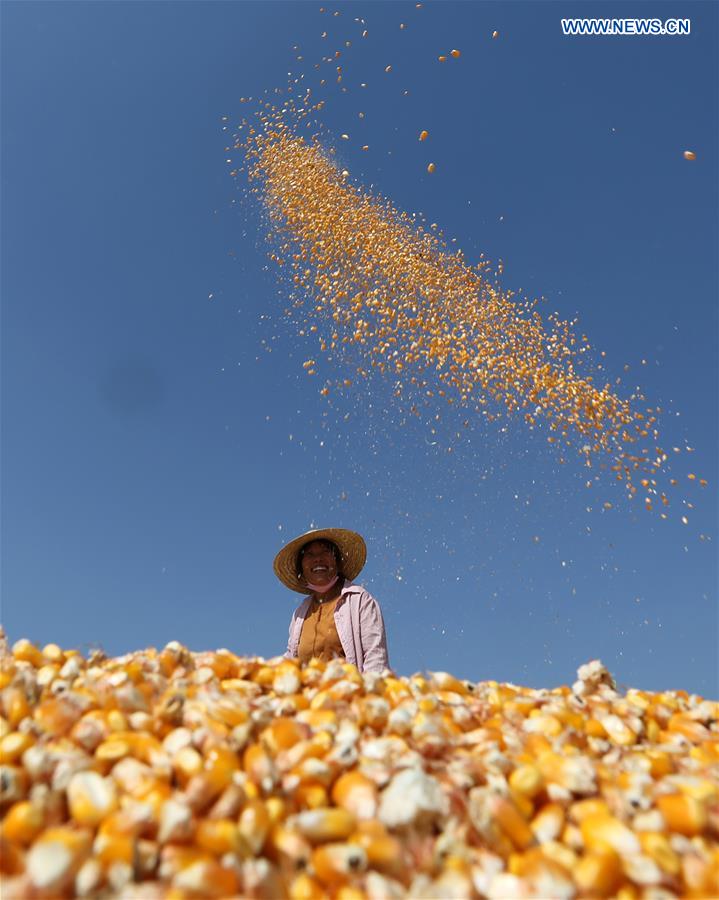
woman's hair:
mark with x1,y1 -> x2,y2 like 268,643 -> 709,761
296,539 -> 343,578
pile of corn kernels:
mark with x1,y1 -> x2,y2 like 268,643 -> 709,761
1,631 -> 716,898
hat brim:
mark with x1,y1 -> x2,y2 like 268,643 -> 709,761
273,528 -> 367,594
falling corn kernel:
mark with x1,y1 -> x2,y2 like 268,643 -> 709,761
427,162 -> 436,173
492,29 -> 499,38
438,55 -> 447,62
419,130 -> 428,141
683,150 -> 696,160
450,49 -> 461,58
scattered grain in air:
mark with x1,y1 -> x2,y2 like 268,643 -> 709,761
400,23 -> 406,30
450,49 -> 461,58
361,145 -> 369,151
340,133 -> 349,140
681,516 -> 689,525
239,96 -> 699,519
687,473 -> 696,480
492,30 -> 499,38
683,150 -> 697,161
385,65 -> 392,73
419,130 -> 429,141
438,55 -> 447,62
362,30 -> 368,38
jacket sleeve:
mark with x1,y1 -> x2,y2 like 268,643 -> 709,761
284,610 -> 297,659
360,593 -> 390,672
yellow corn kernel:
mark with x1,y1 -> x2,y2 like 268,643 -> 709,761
574,851 -> 623,896
645,749 -> 672,777
12,639 -> 45,668
0,731 -> 33,764
288,872 -> 330,900
599,714 -> 637,746
0,833 -> 25,875
331,771 -> 378,820
204,746 -> 239,793
41,643 -> 65,663
4,688 -> 31,728
95,831 -> 135,866
531,802 -> 565,844
266,795 -> 287,826
253,666 -> 276,687
585,717 -> 608,738
267,824 -> 313,869
510,790 -> 535,821
107,710 -> 128,731
352,821 -> 405,878
488,794 -> 535,850
67,770 -> 118,827
312,842 -> 367,886
172,746 -> 203,784
238,799 -> 271,855
526,712 -> 563,737
172,857 -> 240,897
639,831 -> 681,875
335,886 -> 366,900
296,783 -> 329,809
569,798 -> 611,823
195,818 -> 245,856
682,852 -> 717,897
656,793 -> 707,836
26,826 -> 93,893
2,799 -> 44,844
580,814 -> 640,855
428,672 -> 469,694
292,807 -> 356,843
95,738 -> 131,762
243,741 -> 277,790
668,713 -> 710,741
509,764 -> 544,799
263,717 -> 307,753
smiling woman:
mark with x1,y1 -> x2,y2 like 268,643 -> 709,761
274,528 -> 390,673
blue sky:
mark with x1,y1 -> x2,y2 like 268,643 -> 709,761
2,1 -> 716,696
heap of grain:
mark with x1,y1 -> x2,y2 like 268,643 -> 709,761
1,633 -> 717,898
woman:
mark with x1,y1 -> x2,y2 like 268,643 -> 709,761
274,527 -> 389,673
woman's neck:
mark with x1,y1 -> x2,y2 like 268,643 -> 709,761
313,576 -> 343,604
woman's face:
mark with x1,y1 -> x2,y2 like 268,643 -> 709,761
300,540 -> 339,587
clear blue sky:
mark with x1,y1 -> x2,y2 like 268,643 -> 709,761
2,2 -> 717,696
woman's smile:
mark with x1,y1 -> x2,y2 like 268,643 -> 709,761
301,542 -> 338,585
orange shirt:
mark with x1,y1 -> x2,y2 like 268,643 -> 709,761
297,597 -> 346,664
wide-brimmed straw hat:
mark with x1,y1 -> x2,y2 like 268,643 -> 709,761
273,527 -> 367,594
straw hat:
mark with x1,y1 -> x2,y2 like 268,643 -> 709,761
273,527 -> 367,594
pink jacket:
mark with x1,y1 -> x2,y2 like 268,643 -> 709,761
285,581 -> 390,673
